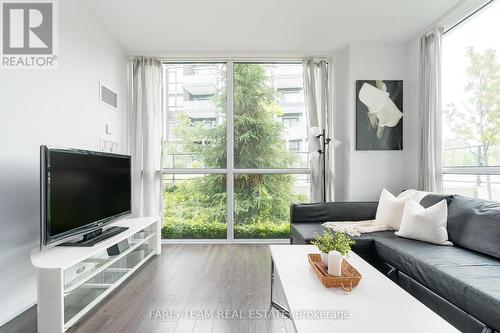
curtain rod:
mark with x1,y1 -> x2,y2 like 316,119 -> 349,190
129,56 -> 330,63
443,0 -> 493,34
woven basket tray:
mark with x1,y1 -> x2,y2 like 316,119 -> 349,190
308,254 -> 362,292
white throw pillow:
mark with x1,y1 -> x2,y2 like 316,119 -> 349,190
395,199 -> 453,246
397,189 -> 432,203
374,189 -> 407,230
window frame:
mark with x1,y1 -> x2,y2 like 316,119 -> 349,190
442,166 -> 500,176
162,60 -> 311,242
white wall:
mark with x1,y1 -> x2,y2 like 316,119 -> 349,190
406,38 -> 421,192
333,42 -> 419,201
332,48 -> 351,200
0,0 -> 127,325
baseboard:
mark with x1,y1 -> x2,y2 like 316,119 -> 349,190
161,239 -> 291,244
0,288 -> 37,327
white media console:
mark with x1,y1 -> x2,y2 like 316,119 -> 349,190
31,216 -> 161,333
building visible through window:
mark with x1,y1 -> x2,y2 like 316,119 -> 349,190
282,113 -> 301,129
289,139 -> 301,153
279,88 -> 303,105
191,117 -> 217,127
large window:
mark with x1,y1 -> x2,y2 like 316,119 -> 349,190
163,62 -> 310,240
441,1 -> 500,201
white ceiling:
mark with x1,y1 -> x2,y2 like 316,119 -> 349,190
78,0 -> 460,55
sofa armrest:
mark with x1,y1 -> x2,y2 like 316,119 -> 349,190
290,202 -> 378,224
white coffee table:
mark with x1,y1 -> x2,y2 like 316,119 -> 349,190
269,245 -> 458,333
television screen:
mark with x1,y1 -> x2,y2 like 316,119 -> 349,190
41,147 -> 131,246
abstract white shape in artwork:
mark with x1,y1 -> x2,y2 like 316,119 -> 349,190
358,82 -> 403,138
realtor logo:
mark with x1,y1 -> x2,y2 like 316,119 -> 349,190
1,0 -> 57,68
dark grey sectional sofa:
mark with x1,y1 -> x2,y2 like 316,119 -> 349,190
290,194 -> 500,333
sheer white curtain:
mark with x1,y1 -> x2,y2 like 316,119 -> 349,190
128,58 -> 164,218
418,29 -> 443,193
303,58 -> 334,202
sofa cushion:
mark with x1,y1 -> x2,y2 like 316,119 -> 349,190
291,222 -> 324,244
374,236 -> 500,331
291,222 -> 395,255
291,202 -> 378,223
445,195 -> 500,259
420,194 -> 454,208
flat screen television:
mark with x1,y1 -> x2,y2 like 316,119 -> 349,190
40,146 -> 131,248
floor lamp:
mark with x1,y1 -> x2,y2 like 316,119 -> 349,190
316,129 -> 341,202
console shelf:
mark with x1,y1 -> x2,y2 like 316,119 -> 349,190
63,231 -> 156,294
31,216 -> 161,333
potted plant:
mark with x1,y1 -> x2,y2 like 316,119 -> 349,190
311,230 -> 355,268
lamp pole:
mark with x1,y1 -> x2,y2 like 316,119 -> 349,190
316,129 -> 331,202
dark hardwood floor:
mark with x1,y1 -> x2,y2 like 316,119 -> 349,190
0,244 -> 293,333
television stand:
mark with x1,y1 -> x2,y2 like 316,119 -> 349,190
59,226 -> 129,247
31,216 -> 161,333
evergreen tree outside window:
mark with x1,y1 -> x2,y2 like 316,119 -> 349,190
163,62 -> 310,239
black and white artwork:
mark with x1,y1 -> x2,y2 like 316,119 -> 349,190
356,80 -> 403,150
